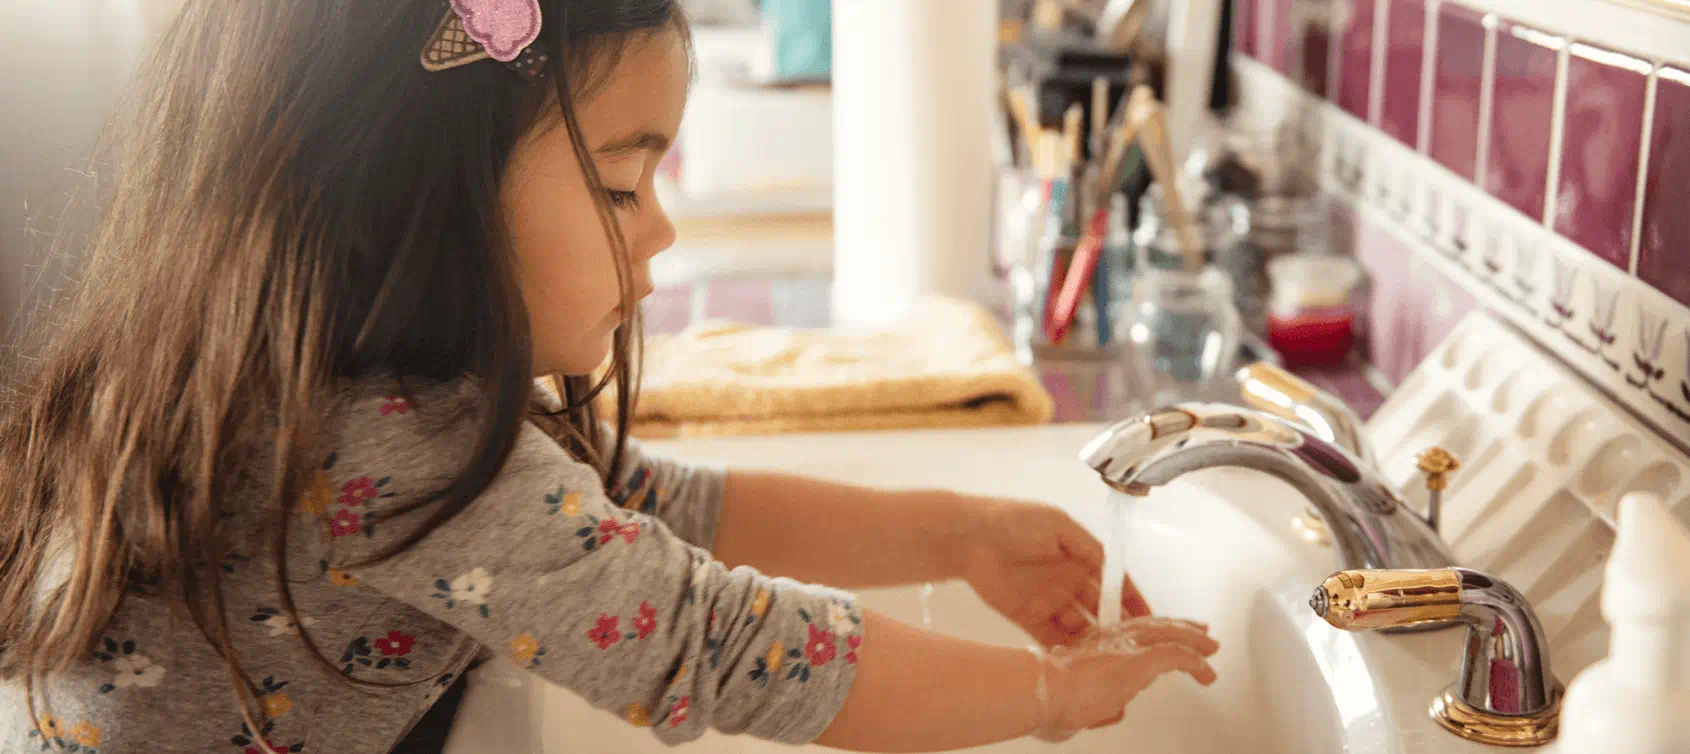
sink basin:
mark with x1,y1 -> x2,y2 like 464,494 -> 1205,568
443,425 -> 1498,754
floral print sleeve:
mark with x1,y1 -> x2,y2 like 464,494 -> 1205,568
604,432 -> 726,552
321,386 -> 861,746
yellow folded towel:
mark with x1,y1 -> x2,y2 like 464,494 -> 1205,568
613,296 -> 1055,438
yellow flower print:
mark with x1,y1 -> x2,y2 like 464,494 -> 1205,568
764,641 -> 784,674
262,693 -> 292,719
510,633 -> 540,663
624,703 -> 651,727
751,589 -> 770,618
668,664 -> 689,688
300,471 -> 333,515
561,492 -> 582,517
35,715 -> 64,738
68,721 -> 101,747
327,568 -> 359,587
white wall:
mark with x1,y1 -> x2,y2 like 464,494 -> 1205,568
0,0 -> 179,341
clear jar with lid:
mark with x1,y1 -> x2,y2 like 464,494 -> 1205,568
1123,186 -> 1245,406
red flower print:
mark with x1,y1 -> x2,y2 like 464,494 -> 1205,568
597,518 -> 621,545
668,696 -> 690,728
380,396 -> 411,416
633,602 -> 657,639
244,740 -> 291,754
339,477 -> 378,506
845,635 -> 862,665
619,522 -> 640,543
329,508 -> 362,538
804,623 -> 837,667
588,614 -> 620,650
375,630 -> 415,657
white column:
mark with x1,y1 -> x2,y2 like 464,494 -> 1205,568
830,0 -> 999,329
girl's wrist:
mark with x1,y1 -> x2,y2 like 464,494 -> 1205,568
927,489 -> 986,581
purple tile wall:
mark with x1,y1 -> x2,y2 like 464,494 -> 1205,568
1265,0 -> 1299,76
1338,202 -> 1479,383
1484,23 -> 1561,221
1337,0 -> 1377,120
1235,0 -> 1260,59
1553,43 -> 1650,270
1381,0 -> 1429,147
1303,18 -> 1335,97
1638,66 -> 1690,307
1429,3 -> 1488,179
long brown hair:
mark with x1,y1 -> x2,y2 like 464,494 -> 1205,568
0,0 -> 686,725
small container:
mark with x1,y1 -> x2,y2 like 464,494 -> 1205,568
1009,177 -> 1132,364
1124,187 -> 1245,406
1264,252 -> 1367,369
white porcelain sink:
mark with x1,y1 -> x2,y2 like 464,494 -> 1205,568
444,425 -> 1501,754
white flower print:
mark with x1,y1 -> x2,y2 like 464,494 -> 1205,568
826,603 -> 855,634
267,615 -> 319,637
451,567 -> 494,605
111,654 -> 166,689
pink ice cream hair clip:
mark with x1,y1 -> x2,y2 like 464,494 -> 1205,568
420,0 -> 549,79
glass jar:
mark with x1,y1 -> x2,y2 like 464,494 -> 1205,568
1125,187 -> 1245,406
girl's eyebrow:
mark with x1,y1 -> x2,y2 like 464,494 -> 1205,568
594,131 -> 671,157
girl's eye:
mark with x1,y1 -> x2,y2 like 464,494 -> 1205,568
607,190 -> 641,210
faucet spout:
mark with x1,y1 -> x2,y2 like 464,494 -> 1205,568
1081,403 -> 1456,572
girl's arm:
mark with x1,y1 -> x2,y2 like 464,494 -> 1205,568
326,386 -> 1036,749
817,611 -> 1040,751
714,470 -> 973,587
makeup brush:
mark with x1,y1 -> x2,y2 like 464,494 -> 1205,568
1090,76 -> 1110,161
1046,87 -> 1157,343
1136,105 -> 1206,273
1006,87 -> 1041,170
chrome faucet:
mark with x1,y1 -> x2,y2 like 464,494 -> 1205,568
1311,568 -> 1562,747
1080,402 -> 1456,574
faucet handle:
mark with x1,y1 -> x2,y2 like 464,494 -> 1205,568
1311,567 -> 1562,747
1416,447 -> 1462,489
1415,447 -> 1461,532
1311,568 -> 1462,631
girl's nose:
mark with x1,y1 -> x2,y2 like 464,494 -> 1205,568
637,206 -> 676,263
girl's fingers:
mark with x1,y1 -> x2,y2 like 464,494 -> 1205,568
1054,601 -> 1092,634
1120,571 -> 1151,617
1131,643 -> 1218,686
1078,579 -> 1102,614
1054,513 -> 1106,572
1121,622 -> 1220,657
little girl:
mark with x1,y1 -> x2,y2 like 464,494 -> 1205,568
0,1 -> 1218,752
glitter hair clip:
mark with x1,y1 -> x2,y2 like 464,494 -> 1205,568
420,0 -> 549,79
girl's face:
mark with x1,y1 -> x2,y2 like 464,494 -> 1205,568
503,31 -> 688,376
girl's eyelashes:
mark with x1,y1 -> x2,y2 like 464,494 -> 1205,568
606,189 -> 641,210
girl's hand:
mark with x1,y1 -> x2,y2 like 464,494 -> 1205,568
957,496 -> 1152,647
1033,617 -> 1221,741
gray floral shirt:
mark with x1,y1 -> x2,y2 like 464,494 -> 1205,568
1,378 -> 862,753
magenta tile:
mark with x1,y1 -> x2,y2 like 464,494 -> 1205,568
1303,22 -> 1334,97
642,284 -> 694,334
1337,0 -> 1377,120
1235,0 -> 1259,59
1553,43 -> 1651,270
1429,4 -> 1487,179
1380,0 -> 1428,147
1638,66 -> 1690,307
701,279 -> 775,324
1484,23 -> 1561,220
1263,0 -> 1298,76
